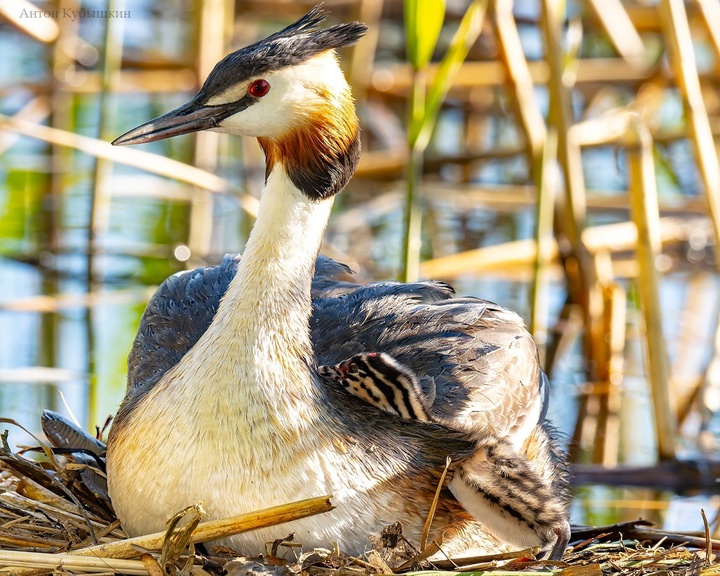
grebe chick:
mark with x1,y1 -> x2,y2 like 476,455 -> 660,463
320,352 -> 571,559
319,352 -> 434,420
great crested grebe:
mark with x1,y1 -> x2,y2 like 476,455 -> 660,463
107,8 -> 571,559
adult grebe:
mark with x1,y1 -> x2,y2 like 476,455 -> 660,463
108,7 -> 571,559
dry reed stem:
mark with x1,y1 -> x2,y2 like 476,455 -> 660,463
573,251 -> 627,465
61,69 -> 197,93
568,111 -> 637,148
670,274 -> 717,427
492,0 -> 546,157
530,129 -> 557,351
697,0 -> 720,66
0,0 -> 59,42
596,283 -> 626,466
355,111 -> 720,178
0,287 -> 155,314
420,457 -> 451,551
0,367 -> 84,384
346,0 -> 383,98
702,509 -> 713,564
671,0 -> 720,454
423,182 -> 713,214
0,114 -> 259,217
71,495 -> 334,560
17,476 -> 102,518
0,550 -> 149,575
540,0 -> 606,386
659,0 -> 720,266
158,505 -> 203,574
493,0 -> 551,359
0,96 -> 50,156
625,119 -> 676,461
420,217 -> 691,279
370,58 -> 659,93
585,0 -> 645,62
409,571 -> 552,576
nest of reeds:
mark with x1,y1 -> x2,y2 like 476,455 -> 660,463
0,420 -> 717,576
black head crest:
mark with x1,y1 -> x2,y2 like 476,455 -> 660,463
198,6 -> 368,101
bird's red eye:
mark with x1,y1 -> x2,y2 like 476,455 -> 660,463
248,79 -> 270,98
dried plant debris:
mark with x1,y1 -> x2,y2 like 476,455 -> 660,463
0,422 -> 718,575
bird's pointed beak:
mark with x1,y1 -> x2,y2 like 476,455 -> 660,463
112,96 -> 247,146
338,360 -> 351,377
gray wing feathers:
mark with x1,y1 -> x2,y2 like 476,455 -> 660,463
126,255 -> 239,395
125,255 -> 546,439
311,284 -> 545,438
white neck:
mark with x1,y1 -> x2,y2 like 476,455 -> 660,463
173,167 -> 333,443
218,167 -> 332,336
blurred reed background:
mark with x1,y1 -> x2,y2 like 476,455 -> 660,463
1,0 -> 720,533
